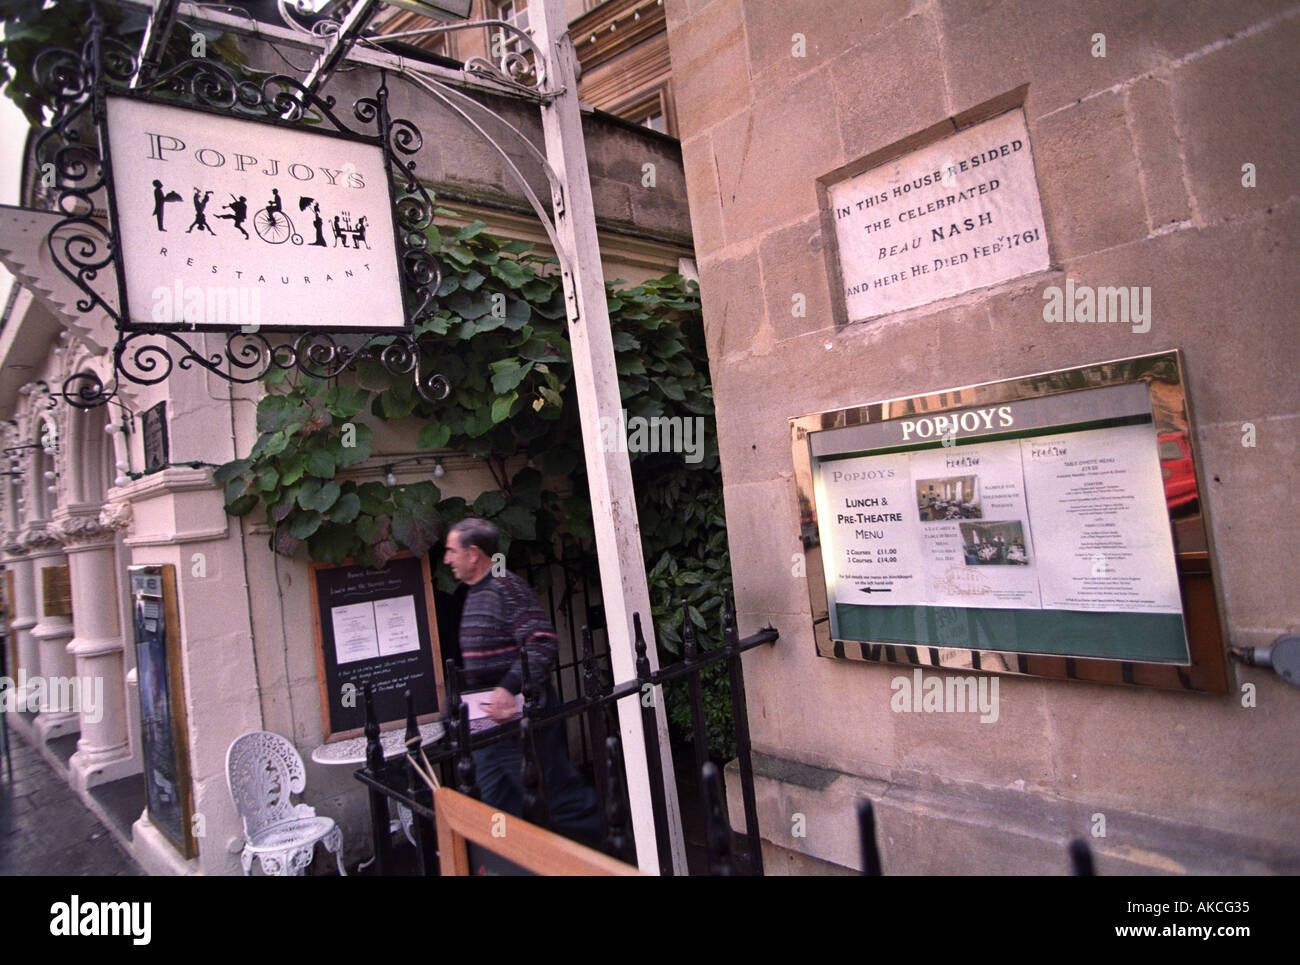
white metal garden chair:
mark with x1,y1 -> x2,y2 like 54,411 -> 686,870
226,731 -> 346,876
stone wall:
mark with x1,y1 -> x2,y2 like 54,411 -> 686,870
666,0 -> 1300,873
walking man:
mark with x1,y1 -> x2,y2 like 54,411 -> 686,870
443,518 -> 601,842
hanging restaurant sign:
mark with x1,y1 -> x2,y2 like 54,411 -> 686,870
32,15 -> 449,408
789,351 -> 1230,693
103,95 -> 406,333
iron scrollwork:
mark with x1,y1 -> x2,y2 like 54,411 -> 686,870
35,8 -> 451,409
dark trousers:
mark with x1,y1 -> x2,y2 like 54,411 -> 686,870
472,688 -> 601,845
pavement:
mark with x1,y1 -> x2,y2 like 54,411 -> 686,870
0,720 -> 144,877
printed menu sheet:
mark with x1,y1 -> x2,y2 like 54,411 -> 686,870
814,418 -> 1180,616
330,594 -> 421,666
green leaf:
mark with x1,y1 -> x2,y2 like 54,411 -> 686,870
213,459 -> 252,484
506,298 -> 532,327
417,422 -> 452,449
489,359 -> 533,395
334,422 -> 373,468
323,385 -> 370,419
381,384 -> 417,419
274,527 -> 301,557
278,453 -> 306,486
392,510 -> 438,558
616,355 -> 646,376
660,380 -> 686,401
224,476 -> 249,503
497,504 -> 536,540
463,407 -> 494,438
455,219 -> 488,240
612,331 -> 640,352
491,259 -> 529,289
356,359 -> 392,391
308,523 -> 356,565
472,490 -> 507,517
290,511 -> 323,538
490,391 -> 517,424
522,279 -> 554,301
305,448 -> 335,478
326,492 -> 361,524
227,493 -> 259,517
298,479 -> 341,512
258,431 -> 290,457
356,483 -> 390,516
256,466 -> 280,491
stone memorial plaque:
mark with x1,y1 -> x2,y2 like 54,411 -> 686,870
826,109 -> 1050,322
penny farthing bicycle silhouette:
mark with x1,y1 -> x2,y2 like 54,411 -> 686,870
253,195 -> 303,245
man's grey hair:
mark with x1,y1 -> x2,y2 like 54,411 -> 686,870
449,517 -> 499,558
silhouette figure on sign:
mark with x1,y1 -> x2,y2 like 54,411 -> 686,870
331,212 -> 369,249
310,202 -> 326,247
151,180 -> 183,231
254,188 -> 301,245
186,188 -> 216,235
216,194 -> 249,239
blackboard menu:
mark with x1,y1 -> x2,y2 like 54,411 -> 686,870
309,555 -> 443,740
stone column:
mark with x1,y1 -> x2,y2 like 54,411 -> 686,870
55,502 -> 134,791
2,540 -> 38,698
23,526 -> 78,740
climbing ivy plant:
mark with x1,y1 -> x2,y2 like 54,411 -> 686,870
214,218 -> 737,755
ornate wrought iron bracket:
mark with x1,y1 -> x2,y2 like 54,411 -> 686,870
276,0 -> 559,99
34,4 -> 452,411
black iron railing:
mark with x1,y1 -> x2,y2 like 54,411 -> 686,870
354,589 -> 779,875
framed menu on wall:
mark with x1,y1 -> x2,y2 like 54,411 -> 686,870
128,564 -> 198,859
789,351 -> 1230,693
309,554 -> 444,741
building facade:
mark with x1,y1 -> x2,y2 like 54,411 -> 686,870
0,5 -> 690,875
662,0 -> 1300,873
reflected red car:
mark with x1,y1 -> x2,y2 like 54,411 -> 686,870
1158,431 -> 1198,511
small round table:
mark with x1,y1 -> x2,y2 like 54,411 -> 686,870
312,722 -> 446,869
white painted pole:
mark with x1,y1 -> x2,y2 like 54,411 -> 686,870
530,0 -> 686,875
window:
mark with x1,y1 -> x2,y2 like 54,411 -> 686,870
613,87 -> 674,137
491,0 -> 530,58
636,110 -> 666,134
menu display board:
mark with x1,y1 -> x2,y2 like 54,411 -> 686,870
129,565 -> 197,859
309,555 -> 443,741
791,352 -> 1230,691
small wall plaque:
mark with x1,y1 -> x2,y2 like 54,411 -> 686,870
41,564 -> 72,618
141,401 -> 169,472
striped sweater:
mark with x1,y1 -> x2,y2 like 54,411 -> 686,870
459,570 -> 558,695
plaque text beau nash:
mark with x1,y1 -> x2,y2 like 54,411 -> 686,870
823,109 -> 1050,323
